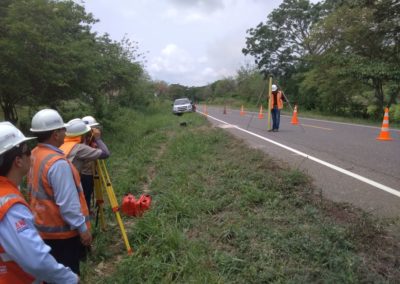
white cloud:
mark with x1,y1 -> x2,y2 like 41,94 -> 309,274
149,43 -> 194,76
168,0 -> 225,12
79,0 -> 284,86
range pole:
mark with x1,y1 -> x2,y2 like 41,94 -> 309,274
267,76 -> 272,131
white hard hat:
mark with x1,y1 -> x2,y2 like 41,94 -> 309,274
0,122 -> 36,155
82,115 -> 100,127
65,118 -> 91,137
30,109 -> 69,132
272,84 -> 278,92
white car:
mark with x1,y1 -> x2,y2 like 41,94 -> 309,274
172,98 -> 193,115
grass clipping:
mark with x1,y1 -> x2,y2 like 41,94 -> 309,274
83,113 -> 400,283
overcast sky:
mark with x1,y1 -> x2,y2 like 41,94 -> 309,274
79,0 -> 314,87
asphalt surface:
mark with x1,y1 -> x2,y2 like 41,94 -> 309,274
197,105 -> 400,218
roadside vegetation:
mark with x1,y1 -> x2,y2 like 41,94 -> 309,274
1,0 -> 398,281
80,104 -> 400,283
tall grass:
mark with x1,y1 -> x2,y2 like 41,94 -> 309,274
81,103 -> 399,283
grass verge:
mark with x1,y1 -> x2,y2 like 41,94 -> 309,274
81,103 -> 400,283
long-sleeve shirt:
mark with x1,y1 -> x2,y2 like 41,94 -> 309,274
80,138 -> 111,175
45,144 -> 88,233
0,203 -> 78,283
67,138 -> 110,172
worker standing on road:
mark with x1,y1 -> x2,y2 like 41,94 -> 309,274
0,121 -> 79,283
80,115 -> 110,212
269,84 -> 286,132
28,109 -> 92,276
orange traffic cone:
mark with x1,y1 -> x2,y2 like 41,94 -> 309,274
376,107 -> 393,141
240,105 -> 245,116
291,105 -> 299,125
223,105 -> 227,115
203,104 -> 208,116
258,105 -> 264,119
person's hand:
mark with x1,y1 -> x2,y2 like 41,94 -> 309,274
80,230 -> 92,246
91,128 -> 101,139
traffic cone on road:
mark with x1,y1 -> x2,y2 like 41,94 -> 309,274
376,107 -> 393,141
223,105 -> 227,115
240,105 -> 245,116
291,105 -> 299,125
203,104 -> 208,116
258,105 -> 264,119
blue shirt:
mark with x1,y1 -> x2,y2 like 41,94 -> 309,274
0,203 -> 78,283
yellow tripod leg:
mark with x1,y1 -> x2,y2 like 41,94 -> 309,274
96,160 -> 133,255
93,169 -> 106,231
267,76 -> 273,131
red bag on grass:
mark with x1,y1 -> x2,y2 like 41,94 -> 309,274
121,194 -> 152,217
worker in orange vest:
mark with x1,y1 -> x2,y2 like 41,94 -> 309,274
81,115 -> 110,211
60,118 -> 110,211
269,84 -> 286,132
0,122 -> 78,283
28,109 -> 92,276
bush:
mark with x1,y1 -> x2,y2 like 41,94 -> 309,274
389,104 -> 400,123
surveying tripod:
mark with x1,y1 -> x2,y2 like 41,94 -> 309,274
93,160 -> 133,255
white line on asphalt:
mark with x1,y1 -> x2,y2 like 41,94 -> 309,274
280,114 -> 400,132
242,109 -> 399,132
200,112 -> 400,198
301,124 -> 333,131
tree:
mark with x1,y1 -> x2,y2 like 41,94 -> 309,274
236,64 -> 265,103
242,0 -> 326,78
0,0 -> 98,122
308,0 -> 400,111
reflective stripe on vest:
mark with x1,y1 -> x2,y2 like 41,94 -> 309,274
0,194 -> 20,208
0,252 -> 12,262
35,216 -> 90,233
29,154 -> 59,201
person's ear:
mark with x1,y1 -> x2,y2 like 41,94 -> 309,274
14,156 -> 24,168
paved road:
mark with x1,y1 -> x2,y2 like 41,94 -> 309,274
197,105 -> 400,218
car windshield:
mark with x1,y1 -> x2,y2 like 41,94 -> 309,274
174,99 -> 190,105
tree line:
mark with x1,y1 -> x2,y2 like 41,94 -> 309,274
0,0 -> 153,124
158,0 -> 399,121
1,0 -> 399,124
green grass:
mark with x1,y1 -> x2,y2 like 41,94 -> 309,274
80,103 -> 400,283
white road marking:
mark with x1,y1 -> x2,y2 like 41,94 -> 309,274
218,124 -> 235,129
280,114 -> 400,132
199,111 -> 400,198
301,124 -> 333,131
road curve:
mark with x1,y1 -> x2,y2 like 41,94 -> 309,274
197,105 -> 400,218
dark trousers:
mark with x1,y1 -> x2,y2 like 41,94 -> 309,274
271,106 -> 281,130
81,174 -> 94,210
44,236 -> 81,275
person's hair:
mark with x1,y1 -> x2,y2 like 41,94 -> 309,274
0,143 -> 25,176
35,130 -> 54,143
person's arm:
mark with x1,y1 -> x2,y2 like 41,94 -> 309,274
280,91 -> 287,102
0,204 -> 78,283
48,160 -> 89,235
94,138 -> 110,159
91,128 -> 110,159
75,143 -> 109,161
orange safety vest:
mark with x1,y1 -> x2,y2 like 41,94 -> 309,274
269,91 -> 284,110
28,144 -> 90,239
59,136 -> 81,156
0,177 -> 35,283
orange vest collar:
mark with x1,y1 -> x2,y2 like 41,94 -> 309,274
64,136 -> 82,143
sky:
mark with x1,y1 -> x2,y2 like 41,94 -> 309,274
78,0 -> 313,87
